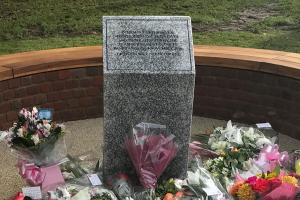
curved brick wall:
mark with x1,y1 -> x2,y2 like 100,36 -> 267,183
0,67 -> 103,129
0,46 -> 299,139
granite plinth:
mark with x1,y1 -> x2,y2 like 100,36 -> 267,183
102,16 -> 195,180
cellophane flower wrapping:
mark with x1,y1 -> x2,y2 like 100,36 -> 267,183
187,156 -> 230,200
124,122 -> 178,189
0,107 -> 67,166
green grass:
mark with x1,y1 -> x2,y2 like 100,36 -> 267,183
2,30 -> 299,55
0,0 -> 300,55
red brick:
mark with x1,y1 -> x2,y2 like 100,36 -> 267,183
0,114 -> 6,123
58,91 -> 73,100
20,76 -> 32,86
45,71 -> 59,81
40,83 -> 52,93
65,80 -> 79,89
0,122 -> 11,130
86,67 -> 100,76
0,102 -> 10,113
200,76 -> 218,87
80,79 -> 93,87
0,81 -> 8,90
72,89 -> 86,98
41,103 -> 53,108
263,75 -> 279,86
27,85 -> 40,95
72,68 -> 86,79
92,76 -> 103,87
58,70 -> 72,80
10,100 -> 22,110
67,99 -> 80,108
31,74 -> 45,84
47,92 -> 61,102
52,101 -> 65,111
86,88 -> 99,96
290,80 -> 300,91
8,79 -> 20,89
15,87 -> 27,98
52,81 -> 65,91
21,96 -> 35,107
35,94 -> 47,105
3,90 -> 14,100
86,106 -> 101,117
79,97 -> 94,106
6,111 -> 18,121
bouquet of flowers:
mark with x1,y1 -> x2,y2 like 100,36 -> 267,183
158,157 -> 229,200
124,122 -> 178,189
0,107 -> 66,165
229,168 -> 300,200
205,121 -> 273,183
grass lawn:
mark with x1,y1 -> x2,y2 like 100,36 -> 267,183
0,0 -> 299,54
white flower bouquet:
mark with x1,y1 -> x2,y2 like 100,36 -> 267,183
205,121 -> 274,184
0,107 -> 66,165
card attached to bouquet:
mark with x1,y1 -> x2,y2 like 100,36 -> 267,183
256,122 -> 272,129
203,179 -> 222,196
41,165 -> 65,192
38,108 -> 53,120
22,186 -> 42,199
87,174 -> 102,186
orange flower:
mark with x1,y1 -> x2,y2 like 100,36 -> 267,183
229,181 -> 244,196
237,183 -> 256,200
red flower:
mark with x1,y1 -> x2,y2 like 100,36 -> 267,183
251,178 -> 271,195
269,178 -> 282,190
246,176 -> 258,185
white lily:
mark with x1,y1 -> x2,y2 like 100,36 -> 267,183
31,134 -> 40,145
222,121 -> 243,145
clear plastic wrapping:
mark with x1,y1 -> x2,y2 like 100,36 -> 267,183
124,122 -> 178,189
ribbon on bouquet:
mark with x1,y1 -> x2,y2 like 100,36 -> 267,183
17,160 -> 45,186
253,144 -> 289,172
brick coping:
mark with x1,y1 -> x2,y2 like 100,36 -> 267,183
0,45 -> 299,81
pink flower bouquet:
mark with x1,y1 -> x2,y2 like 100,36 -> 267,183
124,122 -> 178,188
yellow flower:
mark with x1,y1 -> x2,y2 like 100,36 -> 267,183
266,172 -> 277,179
281,176 -> 298,186
237,184 -> 256,200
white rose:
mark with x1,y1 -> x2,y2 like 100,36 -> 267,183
44,123 -> 51,130
17,128 -> 24,137
31,134 -> 40,145
32,107 -> 38,114
211,141 -> 228,151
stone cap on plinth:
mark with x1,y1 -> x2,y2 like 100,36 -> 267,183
103,16 -> 195,74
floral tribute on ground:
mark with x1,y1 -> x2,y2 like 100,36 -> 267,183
0,107 -> 66,165
2,113 -> 300,199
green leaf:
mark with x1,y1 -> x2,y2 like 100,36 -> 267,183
273,165 -> 281,176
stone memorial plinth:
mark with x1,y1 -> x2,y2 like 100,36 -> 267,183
103,16 -> 195,180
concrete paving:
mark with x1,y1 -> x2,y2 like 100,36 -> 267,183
0,117 -> 299,199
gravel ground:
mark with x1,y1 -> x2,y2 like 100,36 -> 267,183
1,117 -> 299,199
